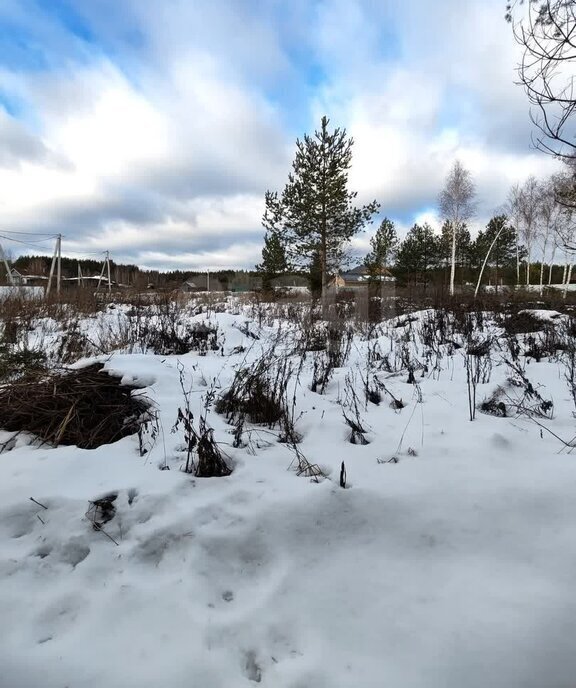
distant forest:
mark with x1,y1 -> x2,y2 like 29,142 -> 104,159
10,255 -> 260,290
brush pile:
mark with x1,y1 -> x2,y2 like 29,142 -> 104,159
0,363 -> 151,449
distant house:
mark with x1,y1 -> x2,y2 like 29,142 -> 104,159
1,269 -> 46,294
8,268 -> 26,285
4,269 -> 48,287
62,275 -> 120,289
181,278 -> 206,293
180,275 -> 225,293
329,265 -> 396,290
20,274 -> 49,287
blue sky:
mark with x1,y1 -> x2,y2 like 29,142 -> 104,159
0,0 -> 561,270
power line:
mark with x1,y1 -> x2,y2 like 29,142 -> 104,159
0,230 -> 59,237
61,248 -> 108,257
1,232 -> 116,298
0,234 -> 107,258
0,234 -> 58,249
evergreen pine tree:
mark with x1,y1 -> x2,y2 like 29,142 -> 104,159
363,217 -> 398,279
256,230 -> 288,292
308,251 -> 322,297
262,116 -> 379,302
395,223 -> 440,288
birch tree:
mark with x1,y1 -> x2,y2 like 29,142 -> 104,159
538,176 -> 565,292
506,183 -> 524,284
518,176 -> 541,285
438,161 -> 476,296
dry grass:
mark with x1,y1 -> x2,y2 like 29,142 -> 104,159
0,363 -> 151,450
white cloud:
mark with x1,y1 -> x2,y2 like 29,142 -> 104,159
0,0 -> 566,269
0,49 -> 285,266
136,243 -> 262,272
311,0 -> 564,236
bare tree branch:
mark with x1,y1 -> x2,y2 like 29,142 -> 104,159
508,1 -> 576,161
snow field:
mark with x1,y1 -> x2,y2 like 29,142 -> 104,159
1,304 -> 576,687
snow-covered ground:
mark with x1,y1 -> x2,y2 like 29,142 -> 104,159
1,303 -> 576,688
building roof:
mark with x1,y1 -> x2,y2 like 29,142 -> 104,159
340,272 -> 370,283
345,265 -> 370,276
339,265 -> 395,283
181,274 -> 226,291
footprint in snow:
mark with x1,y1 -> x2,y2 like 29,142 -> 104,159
243,650 -> 262,683
1,503 -> 40,539
32,538 -> 90,568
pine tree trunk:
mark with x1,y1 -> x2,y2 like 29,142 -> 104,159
516,235 -> 520,286
320,235 -> 328,317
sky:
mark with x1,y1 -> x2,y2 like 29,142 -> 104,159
0,0 -> 563,271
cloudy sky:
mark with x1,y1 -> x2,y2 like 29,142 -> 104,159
0,0 -> 562,270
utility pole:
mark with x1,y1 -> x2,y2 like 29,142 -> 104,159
56,233 -> 62,296
207,269 -> 210,292
106,251 -> 112,293
0,241 -> 14,286
96,251 -> 112,293
45,236 -> 59,297
96,252 -> 107,293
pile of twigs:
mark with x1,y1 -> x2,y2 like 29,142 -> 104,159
0,363 -> 151,449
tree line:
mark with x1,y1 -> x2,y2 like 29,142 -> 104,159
257,116 -> 576,295
7,255 -> 259,291
258,1 -> 576,298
